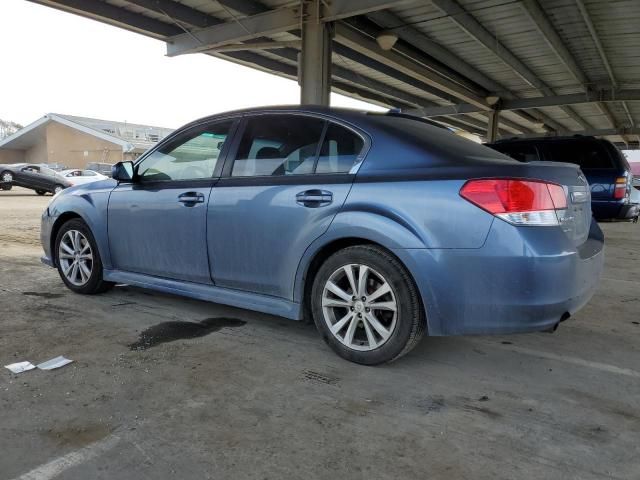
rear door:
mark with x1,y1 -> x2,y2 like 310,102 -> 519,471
207,113 -> 367,299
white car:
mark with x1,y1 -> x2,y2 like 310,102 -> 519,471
60,169 -> 108,186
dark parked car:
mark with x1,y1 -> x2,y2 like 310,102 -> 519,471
41,106 -> 604,364
1,163 -> 72,195
486,136 -> 639,221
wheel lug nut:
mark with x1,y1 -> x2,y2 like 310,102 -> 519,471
350,307 -> 354,311
352,296 -> 357,301
365,307 -> 370,312
357,313 -> 362,318
361,296 -> 366,301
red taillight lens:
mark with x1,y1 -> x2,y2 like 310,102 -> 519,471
460,179 -> 566,214
614,176 -> 627,200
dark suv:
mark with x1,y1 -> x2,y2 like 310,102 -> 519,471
487,136 -> 638,221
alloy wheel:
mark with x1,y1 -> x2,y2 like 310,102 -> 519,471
58,230 -> 93,286
321,264 -> 398,351
54,185 -> 64,194
2,172 -> 12,182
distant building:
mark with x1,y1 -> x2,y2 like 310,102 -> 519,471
0,113 -> 173,168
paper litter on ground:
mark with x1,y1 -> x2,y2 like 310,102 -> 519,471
4,361 -> 36,374
36,356 -> 73,370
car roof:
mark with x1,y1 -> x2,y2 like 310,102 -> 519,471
178,105 -> 446,133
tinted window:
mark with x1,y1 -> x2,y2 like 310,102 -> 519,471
544,141 -> 614,169
489,143 -> 539,163
232,115 -> 325,177
138,120 -> 232,182
316,123 -> 364,173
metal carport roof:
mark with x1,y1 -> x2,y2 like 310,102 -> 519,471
28,0 -> 640,148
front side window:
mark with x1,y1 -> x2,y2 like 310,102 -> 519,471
231,115 -> 325,177
137,120 -> 232,182
315,123 -> 364,173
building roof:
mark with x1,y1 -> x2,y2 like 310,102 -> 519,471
29,0 -> 640,149
0,113 -> 173,153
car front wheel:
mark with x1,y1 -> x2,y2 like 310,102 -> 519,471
54,184 -> 64,194
311,245 -> 425,365
55,218 -> 113,294
1,171 -> 13,190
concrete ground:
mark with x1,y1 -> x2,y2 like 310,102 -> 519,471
1,186 -> 639,480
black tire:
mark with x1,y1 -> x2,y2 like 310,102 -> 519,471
311,245 -> 425,365
36,190 -> 47,196
1,170 -> 13,190
54,218 -> 114,294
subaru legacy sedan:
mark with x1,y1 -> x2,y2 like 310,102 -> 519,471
41,107 -> 604,364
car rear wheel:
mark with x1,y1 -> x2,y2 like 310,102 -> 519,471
36,190 -> 47,196
311,245 -> 425,365
55,219 -> 113,294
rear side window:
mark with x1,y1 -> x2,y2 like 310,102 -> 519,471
232,116 -> 325,177
543,141 -> 614,169
489,143 -> 539,163
316,123 -> 364,173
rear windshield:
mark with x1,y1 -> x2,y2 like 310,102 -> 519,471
368,115 -> 516,164
543,141 -> 614,169
488,143 -> 540,162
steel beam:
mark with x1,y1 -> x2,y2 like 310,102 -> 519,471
504,127 -> 640,139
408,89 -> 640,116
430,0 -> 589,130
167,0 -> 400,56
167,7 -> 300,56
28,0 -> 182,38
575,0 -> 635,128
299,0 -> 332,105
520,0 -> 617,129
334,23 -> 490,110
486,111 -> 500,142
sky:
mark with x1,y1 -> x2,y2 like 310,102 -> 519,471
0,0 -> 381,130
1,0 -> 638,160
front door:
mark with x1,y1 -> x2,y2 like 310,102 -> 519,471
108,119 -> 236,284
208,114 -> 366,299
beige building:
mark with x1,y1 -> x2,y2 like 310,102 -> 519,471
0,114 -> 173,168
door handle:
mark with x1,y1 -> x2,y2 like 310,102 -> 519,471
296,189 -> 333,208
178,192 -> 205,205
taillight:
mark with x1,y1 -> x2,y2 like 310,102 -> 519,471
460,179 -> 567,226
614,176 -> 627,200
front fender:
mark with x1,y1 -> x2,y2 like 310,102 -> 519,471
47,185 -> 113,268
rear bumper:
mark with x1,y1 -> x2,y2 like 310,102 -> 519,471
617,203 -> 639,220
394,218 -> 604,336
592,200 -> 639,220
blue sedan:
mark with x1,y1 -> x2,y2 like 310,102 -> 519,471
40,106 -> 604,364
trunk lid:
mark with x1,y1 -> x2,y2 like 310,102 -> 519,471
526,161 -> 591,246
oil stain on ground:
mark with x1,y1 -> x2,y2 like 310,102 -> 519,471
23,291 -> 65,299
129,317 -> 246,351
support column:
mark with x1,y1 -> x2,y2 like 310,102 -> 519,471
487,109 -> 500,142
299,0 -> 332,105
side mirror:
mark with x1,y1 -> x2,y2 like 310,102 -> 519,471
112,161 -> 134,182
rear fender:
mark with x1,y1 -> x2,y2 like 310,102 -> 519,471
292,210 -> 428,304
